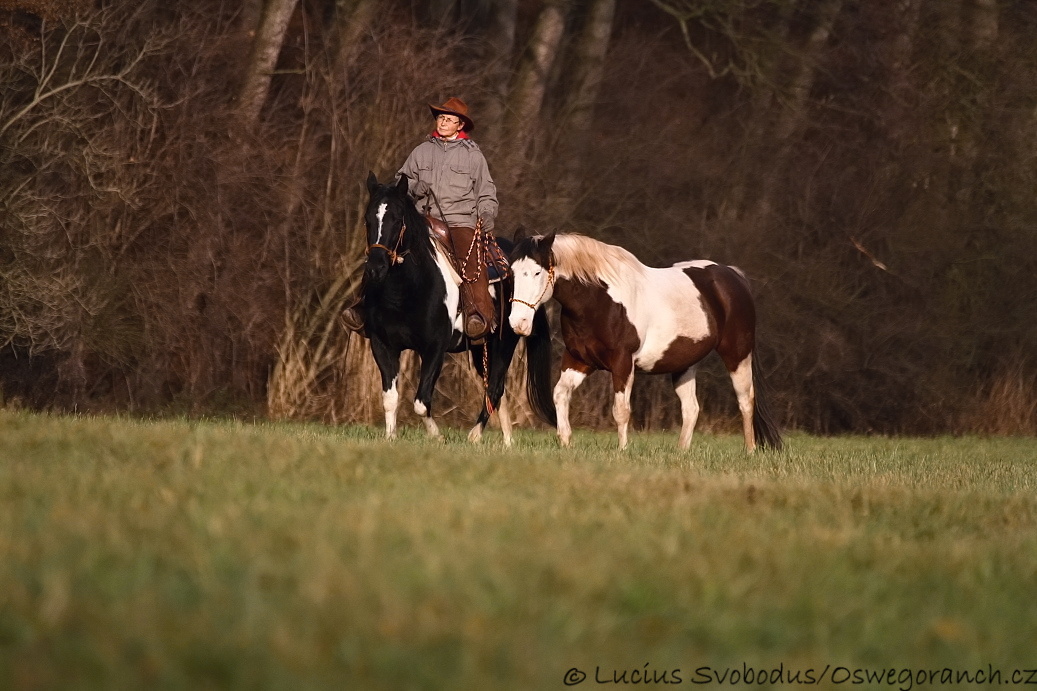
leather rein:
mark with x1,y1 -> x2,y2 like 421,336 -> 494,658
509,261 -> 554,311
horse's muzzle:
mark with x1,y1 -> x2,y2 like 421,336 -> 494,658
509,312 -> 533,337
365,252 -> 390,282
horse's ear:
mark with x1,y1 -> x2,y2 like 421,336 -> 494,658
395,174 -> 409,195
367,171 -> 379,194
513,225 -> 531,242
541,232 -> 557,252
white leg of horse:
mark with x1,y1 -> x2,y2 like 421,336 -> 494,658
498,394 -> 514,448
613,370 -> 635,450
730,355 -> 756,452
554,368 -> 587,448
414,399 -> 442,440
467,421 -> 484,444
383,378 -> 400,440
673,367 -> 700,450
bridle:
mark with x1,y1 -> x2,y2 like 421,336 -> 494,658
509,261 -> 554,311
367,222 -> 409,265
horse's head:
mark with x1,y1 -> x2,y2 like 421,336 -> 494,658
364,172 -> 410,283
508,231 -> 556,336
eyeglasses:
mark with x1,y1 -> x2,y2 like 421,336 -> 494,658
436,115 -> 460,124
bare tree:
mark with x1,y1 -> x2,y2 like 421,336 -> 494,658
956,0 -> 999,173
748,0 -> 843,224
478,0 -> 519,143
238,0 -> 300,124
499,0 -> 569,187
548,0 -> 616,220
333,0 -> 378,76
0,7 -> 169,402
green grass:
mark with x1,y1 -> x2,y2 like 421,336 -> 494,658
1,410 -> 1035,689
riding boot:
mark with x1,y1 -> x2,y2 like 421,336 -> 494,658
448,225 -> 496,342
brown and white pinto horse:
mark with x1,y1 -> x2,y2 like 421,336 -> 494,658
508,232 -> 783,452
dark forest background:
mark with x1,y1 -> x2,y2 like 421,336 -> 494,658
1,0 -> 1035,435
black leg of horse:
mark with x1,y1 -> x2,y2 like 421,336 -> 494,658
369,337 -> 402,440
468,328 -> 521,446
413,345 -> 447,440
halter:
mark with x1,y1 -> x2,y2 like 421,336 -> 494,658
367,222 -> 409,265
509,261 -> 555,311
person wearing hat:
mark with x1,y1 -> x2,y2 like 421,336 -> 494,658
342,97 -> 500,341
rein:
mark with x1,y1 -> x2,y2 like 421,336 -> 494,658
510,261 -> 554,311
460,218 -> 486,284
368,222 -> 409,265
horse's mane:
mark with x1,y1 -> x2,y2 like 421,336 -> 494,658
379,181 -> 433,260
553,234 -> 646,293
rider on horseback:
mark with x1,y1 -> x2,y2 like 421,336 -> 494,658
342,97 -> 499,341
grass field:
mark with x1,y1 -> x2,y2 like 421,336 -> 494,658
1,410 -> 1035,689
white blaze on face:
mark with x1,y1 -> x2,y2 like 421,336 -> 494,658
375,201 -> 389,246
509,256 -> 549,335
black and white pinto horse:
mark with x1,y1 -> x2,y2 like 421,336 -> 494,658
360,172 -> 555,444
508,231 -> 782,452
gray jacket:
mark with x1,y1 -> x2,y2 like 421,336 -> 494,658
397,135 -> 498,231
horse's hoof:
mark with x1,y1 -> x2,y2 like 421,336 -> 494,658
467,426 -> 484,444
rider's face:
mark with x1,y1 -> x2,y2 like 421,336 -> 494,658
435,114 -> 462,139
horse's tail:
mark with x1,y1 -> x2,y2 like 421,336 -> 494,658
752,362 -> 783,450
525,306 -> 557,427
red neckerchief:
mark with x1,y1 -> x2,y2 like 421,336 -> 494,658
431,130 -> 470,140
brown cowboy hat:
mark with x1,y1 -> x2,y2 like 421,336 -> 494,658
428,97 -> 475,132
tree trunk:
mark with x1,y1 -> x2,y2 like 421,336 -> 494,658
549,0 -> 616,220
238,0 -> 300,125
749,0 -> 843,225
955,0 -> 999,211
332,0 -> 379,78
561,0 -> 614,148
479,0 -> 519,146
500,0 -> 569,187
942,0 -> 996,203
